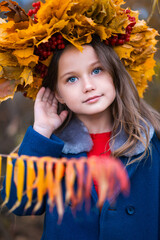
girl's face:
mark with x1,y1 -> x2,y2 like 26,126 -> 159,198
56,45 -> 116,121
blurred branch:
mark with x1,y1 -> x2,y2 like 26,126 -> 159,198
147,0 -> 160,23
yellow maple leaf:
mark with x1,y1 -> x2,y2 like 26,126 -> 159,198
20,67 -> 34,87
25,77 -> 43,100
94,25 -> 111,40
132,20 -> 148,33
0,52 -> 18,67
126,55 -> 156,97
40,54 -> 53,67
0,21 -> 15,32
12,48 -> 39,67
143,56 -> 156,82
55,0 -> 73,19
114,44 -> 134,60
108,15 -> 129,34
2,66 -> 23,81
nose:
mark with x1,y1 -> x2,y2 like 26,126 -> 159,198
82,76 -> 96,93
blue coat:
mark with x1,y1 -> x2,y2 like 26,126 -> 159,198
1,118 -> 160,240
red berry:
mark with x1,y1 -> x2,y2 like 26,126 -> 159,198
47,51 -> 51,56
126,25 -> 132,31
61,44 -> 65,49
113,35 -> 118,40
35,6 -> 40,12
32,8 -> 37,14
131,17 -> 136,22
126,9 -> 131,14
53,41 -> 57,46
105,40 -> 109,45
41,73 -> 45,78
49,38 -> 53,43
51,36 -> 56,41
45,42 -> 50,48
39,49 -> 43,54
57,39 -> 62,44
119,34 -> 125,40
41,64 -> 46,71
110,39 -> 117,46
41,43 -> 46,49
43,51 -> 48,58
125,37 -> 130,42
28,9 -> 33,16
57,34 -> 63,40
51,44 -> 56,49
118,39 -> 125,45
129,22 -> 136,27
125,33 -> 130,38
34,15 -> 38,23
36,2 -> 41,7
32,3 -> 37,7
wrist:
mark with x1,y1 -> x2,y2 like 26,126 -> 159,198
33,124 -> 53,138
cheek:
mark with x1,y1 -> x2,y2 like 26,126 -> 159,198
107,81 -> 116,98
61,90 -> 78,107
111,86 -> 116,99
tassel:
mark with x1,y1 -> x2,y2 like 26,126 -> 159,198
9,157 -> 25,213
33,159 -> 45,213
0,154 -> 130,221
1,156 -> 13,207
25,157 -> 36,211
55,161 -> 65,224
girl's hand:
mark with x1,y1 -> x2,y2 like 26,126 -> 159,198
33,87 -> 68,138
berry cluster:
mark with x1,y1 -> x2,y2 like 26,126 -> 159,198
105,33 -> 130,46
35,62 -> 48,79
27,1 -> 41,23
34,33 -> 66,78
105,9 -> 136,46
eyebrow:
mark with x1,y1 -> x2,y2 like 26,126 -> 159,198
59,60 -> 101,79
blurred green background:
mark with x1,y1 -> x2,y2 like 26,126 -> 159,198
0,0 -> 159,239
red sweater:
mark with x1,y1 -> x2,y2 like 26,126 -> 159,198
87,132 -> 111,194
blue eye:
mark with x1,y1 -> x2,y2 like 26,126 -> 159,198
92,67 -> 102,75
67,77 -> 78,83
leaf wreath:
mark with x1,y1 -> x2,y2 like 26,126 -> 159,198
0,0 -> 159,101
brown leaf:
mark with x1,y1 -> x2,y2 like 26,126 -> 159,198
0,77 -> 19,101
0,0 -> 29,23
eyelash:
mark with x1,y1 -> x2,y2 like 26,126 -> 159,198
67,76 -> 78,83
92,67 -> 102,75
67,67 -> 103,83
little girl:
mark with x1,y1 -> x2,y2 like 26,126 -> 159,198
1,36 -> 160,240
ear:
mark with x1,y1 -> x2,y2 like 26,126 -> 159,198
55,90 -> 65,104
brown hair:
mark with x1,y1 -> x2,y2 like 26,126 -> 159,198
43,36 -> 160,164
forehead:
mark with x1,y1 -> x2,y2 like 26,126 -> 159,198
58,45 -> 99,69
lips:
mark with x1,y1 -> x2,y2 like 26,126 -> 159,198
83,95 -> 102,103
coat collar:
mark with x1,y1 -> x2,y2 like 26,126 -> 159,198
56,117 -> 154,157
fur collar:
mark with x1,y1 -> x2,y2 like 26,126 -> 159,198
56,117 -> 154,157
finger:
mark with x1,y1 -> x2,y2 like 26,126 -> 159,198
36,87 -> 45,102
47,91 -> 55,105
42,88 -> 51,102
52,96 -> 58,108
59,110 -> 68,124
